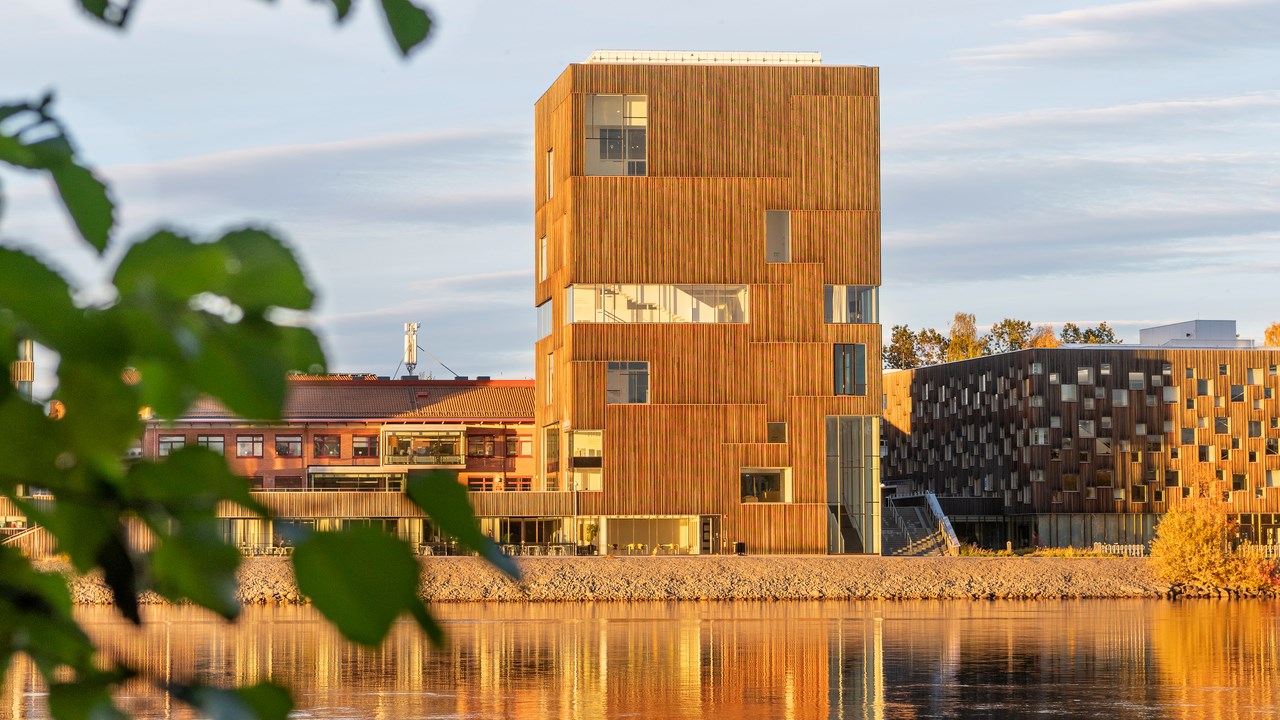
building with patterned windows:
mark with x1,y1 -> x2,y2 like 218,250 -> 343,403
533,51 -> 883,554
882,321 -> 1280,548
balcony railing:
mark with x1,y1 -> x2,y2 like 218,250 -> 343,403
384,453 -> 465,467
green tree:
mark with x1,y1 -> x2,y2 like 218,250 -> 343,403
1,3 -> 515,719
986,318 -> 1031,354
916,327 -> 949,366
1060,321 -> 1121,344
944,312 -> 985,362
883,324 -> 919,369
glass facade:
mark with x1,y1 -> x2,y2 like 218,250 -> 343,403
568,284 -> 748,324
826,416 -> 881,554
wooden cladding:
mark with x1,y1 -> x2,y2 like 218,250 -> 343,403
884,348 -> 1280,517
534,61 -> 881,553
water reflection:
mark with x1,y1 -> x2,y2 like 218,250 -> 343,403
4,601 -> 1278,719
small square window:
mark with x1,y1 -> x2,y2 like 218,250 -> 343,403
767,422 -> 788,443
1219,364 -> 1228,375
1049,372 -> 1060,384
314,435 -> 341,458
1100,363 -> 1111,376
1050,416 -> 1062,429
1185,367 -> 1196,379
1030,363 -> 1044,375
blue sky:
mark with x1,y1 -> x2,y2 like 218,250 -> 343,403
3,0 -> 1278,386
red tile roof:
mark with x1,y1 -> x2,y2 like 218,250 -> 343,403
178,379 -> 534,422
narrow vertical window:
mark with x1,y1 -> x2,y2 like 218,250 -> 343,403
833,344 -> 866,396
545,352 -> 554,405
538,236 -> 547,282
546,148 -> 554,200
765,210 -> 790,263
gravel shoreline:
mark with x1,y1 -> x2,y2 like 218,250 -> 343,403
40,555 -> 1262,605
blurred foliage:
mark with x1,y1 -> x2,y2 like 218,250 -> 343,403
0,2 -> 519,719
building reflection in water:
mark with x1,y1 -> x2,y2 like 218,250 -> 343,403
3,600 -> 1278,719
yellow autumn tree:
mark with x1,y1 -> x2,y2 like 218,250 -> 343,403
1264,322 -> 1280,347
1028,324 -> 1060,348
1150,476 -> 1279,592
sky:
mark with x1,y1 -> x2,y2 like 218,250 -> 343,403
2,0 -> 1278,388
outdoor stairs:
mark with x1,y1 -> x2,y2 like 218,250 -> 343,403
882,506 -> 947,557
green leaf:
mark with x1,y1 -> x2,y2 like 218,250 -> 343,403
276,325 -> 327,376
406,470 -> 520,579
49,162 -> 116,253
0,248 -> 81,347
76,0 -> 134,28
191,319 -> 291,421
151,532 -> 242,620
215,228 -> 315,311
95,526 -> 140,624
171,681 -> 292,720
292,527 -> 425,646
126,447 -> 269,518
378,0 -> 433,56
113,230 -> 226,301
48,675 -> 128,720
325,0 -> 354,21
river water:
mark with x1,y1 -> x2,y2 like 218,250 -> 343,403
4,600 -> 1279,719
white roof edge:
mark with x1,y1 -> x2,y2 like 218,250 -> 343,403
585,50 -> 823,65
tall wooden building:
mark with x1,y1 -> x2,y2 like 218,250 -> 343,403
883,322 -> 1280,548
533,51 -> 883,554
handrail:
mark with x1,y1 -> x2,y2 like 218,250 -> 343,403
923,492 -> 961,556
1,525 -> 40,546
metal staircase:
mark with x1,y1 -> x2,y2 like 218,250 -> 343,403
882,492 -> 960,557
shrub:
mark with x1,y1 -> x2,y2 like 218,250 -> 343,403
1149,482 -> 1279,591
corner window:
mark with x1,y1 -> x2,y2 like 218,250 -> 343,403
833,344 -> 867,396
537,299 -> 553,340
585,94 -> 647,176
824,285 -> 878,324
606,361 -> 649,404
158,435 -> 185,456
766,210 -> 791,262
237,435 -> 264,458
275,435 -> 302,458
740,468 -> 792,503
568,430 -> 603,491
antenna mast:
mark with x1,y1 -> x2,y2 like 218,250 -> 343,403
403,323 -> 420,377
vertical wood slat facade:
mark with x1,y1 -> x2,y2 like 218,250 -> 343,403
534,59 -> 881,553
883,348 -> 1280,530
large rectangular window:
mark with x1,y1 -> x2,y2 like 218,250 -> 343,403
585,94 -> 647,176
765,210 -> 790,262
606,362 -> 649,404
568,284 -> 748,324
384,429 -> 465,467
833,344 -> 867,396
824,285 -> 879,324
740,468 -> 792,503
196,434 -> 224,455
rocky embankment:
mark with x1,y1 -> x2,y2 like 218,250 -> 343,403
42,555 -> 1230,605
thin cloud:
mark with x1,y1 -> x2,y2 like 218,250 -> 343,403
957,0 -> 1280,66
